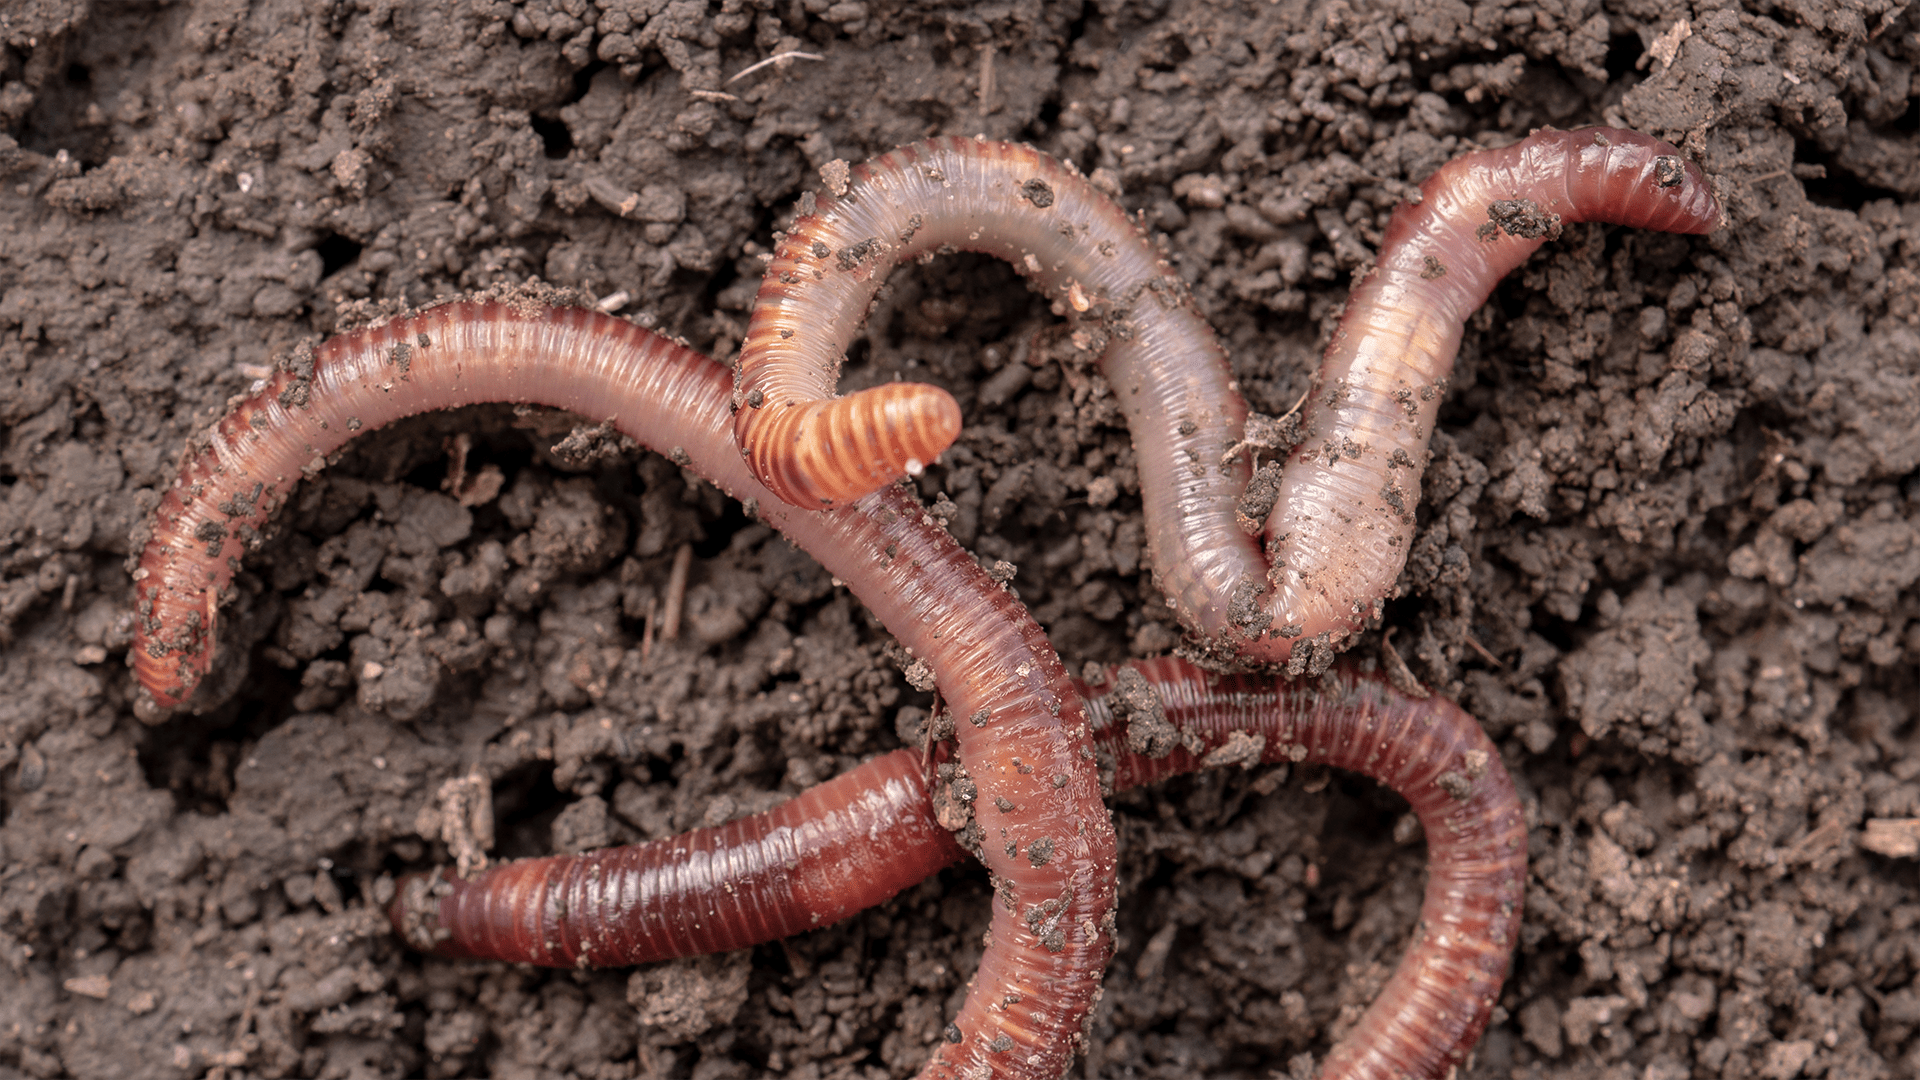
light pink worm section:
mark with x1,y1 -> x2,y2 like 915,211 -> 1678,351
1231,128 -> 1720,664
732,131 -> 1718,666
130,298 -> 1115,1080
734,136 -> 1243,539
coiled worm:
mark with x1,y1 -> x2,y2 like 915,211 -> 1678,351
128,294 -> 1116,1080
732,130 -> 1719,666
393,656 -> 1525,1080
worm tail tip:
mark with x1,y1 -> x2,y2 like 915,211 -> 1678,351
747,382 -> 963,508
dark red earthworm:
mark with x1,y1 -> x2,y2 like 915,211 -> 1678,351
1093,657 -> 1524,1080
731,130 -> 1719,665
128,292 -> 1116,1080
391,747 -> 968,965
394,657 -> 1524,1080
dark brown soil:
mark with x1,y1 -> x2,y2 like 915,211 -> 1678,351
4,1 -> 1918,1078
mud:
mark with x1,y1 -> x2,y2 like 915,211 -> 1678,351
2,1 -> 1918,1078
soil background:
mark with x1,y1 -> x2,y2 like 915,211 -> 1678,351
4,0 -> 1919,1078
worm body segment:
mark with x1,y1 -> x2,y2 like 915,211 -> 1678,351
397,658 -> 1524,1080
1236,128 -> 1720,663
131,297 -> 1115,1080
734,136 -> 1229,511
734,131 -> 1718,665
1093,659 -> 1524,1080
393,748 -> 966,965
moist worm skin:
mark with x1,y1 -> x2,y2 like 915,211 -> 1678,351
1092,658 -> 1524,1080
395,658 -> 1524,1080
129,298 -> 1116,1080
732,130 -> 1719,665
391,748 -> 968,965
733,135 -> 1232,514
1234,127 -> 1721,664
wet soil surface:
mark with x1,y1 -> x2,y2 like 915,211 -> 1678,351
3,1 -> 1919,1078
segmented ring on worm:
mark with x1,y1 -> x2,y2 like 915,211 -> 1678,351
393,657 -> 1525,1080
129,291 -> 1117,1080
391,748 -> 968,965
731,130 -> 1719,666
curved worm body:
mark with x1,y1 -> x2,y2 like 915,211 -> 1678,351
1238,128 -> 1719,663
733,131 -> 1719,664
395,658 -> 1525,1080
1094,658 -> 1524,1080
130,297 -> 1115,1080
732,136 -> 1205,511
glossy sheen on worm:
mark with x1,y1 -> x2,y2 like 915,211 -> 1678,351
1222,127 -> 1720,665
1091,658 -> 1524,1080
392,748 -> 967,964
731,131 -> 1718,666
395,658 -> 1524,1080
129,296 -> 1115,1080
731,135 -> 1206,510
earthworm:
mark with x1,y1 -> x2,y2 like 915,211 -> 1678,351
129,293 -> 1116,1080
732,130 -> 1719,665
732,136 -> 1156,510
390,747 -> 968,964
393,657 -> 1525,1080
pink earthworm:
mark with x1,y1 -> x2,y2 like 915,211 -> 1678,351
128,293 -> 1116,1080
392,657 -> 1524,1080
731,130 -> 1719,666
